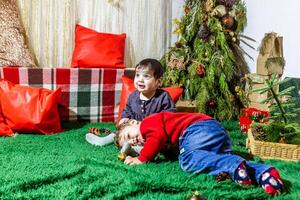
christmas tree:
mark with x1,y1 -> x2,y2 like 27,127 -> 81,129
162,0 -> 253,120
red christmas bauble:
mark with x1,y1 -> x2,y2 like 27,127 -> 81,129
196,64 -> 205,78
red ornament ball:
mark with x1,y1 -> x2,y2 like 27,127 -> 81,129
196,64 -> 205,78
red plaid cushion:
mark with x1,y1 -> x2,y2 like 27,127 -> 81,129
0,67 -> 125,122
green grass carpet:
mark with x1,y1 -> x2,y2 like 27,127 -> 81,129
0,121 -> 299,200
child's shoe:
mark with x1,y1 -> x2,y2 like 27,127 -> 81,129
260,168 -> 283,196
85,132 -> 115,146
89,127 -> 112,136
234,162 -> 252,186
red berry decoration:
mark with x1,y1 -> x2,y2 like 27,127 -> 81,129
196,64 -> 205,77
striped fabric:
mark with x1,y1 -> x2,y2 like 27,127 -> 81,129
0,67 -> 125,122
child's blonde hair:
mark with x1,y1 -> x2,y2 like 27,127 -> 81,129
114,121 -> 131,148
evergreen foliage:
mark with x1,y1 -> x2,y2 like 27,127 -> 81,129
254,74 -> 300,123
162,0 -> 251,120
252,74 -> 300,144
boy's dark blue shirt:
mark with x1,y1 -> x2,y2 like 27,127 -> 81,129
121,89 -> 176,121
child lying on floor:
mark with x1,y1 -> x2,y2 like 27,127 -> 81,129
115,112 -> 284,196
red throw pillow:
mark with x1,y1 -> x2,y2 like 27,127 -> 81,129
71,24 -> 126,68
117,76 -> 183,122
0,105 -> 14,136
0,79 -> 62,135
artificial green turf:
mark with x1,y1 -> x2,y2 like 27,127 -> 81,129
0,121 -> 299,200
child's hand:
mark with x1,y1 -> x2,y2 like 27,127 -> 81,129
118,118 -> 129,127
124,156 -> 142,165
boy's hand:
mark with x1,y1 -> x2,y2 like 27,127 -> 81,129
124,156 -> 142,165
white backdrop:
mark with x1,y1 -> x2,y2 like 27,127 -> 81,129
172,0 -> 300,78
17,0 -> 300,77
18,0 -> 172,68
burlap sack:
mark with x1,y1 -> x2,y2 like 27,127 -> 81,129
244,73 -> 279,111
257,32 -> 284,76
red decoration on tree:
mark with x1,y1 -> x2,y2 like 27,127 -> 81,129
196,64 -> 205,77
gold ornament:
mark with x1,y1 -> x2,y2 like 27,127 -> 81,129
235,86 -> 241,92
188,191 -> 204,200
204,0 -> 214,13
172,19 -> 182,35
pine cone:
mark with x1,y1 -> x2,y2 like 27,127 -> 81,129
215,172 -> 231,182
197,24 -> 211,42
252,125 -> 267,141
221,15 -> 235,30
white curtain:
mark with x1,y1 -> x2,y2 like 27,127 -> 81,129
17,0 -> 173,68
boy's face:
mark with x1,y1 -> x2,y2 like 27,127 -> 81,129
134,66 -> 161,96
118,120 -> 144,147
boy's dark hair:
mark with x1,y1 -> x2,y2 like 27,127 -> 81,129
135,58 -> 164,79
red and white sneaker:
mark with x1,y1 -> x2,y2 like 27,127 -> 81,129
260,168 -> 284,196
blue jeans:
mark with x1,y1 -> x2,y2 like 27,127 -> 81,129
178,120 -> 272,183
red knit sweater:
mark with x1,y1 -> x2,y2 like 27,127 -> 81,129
138,112 -> 213,162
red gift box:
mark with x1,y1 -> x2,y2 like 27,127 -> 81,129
239,108 -> 269,133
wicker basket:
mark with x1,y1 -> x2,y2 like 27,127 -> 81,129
246,129 -> 300,162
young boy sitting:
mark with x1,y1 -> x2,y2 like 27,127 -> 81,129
86,58 -> 176,146
119,58 -> 176,124
115,112 -> 284,196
